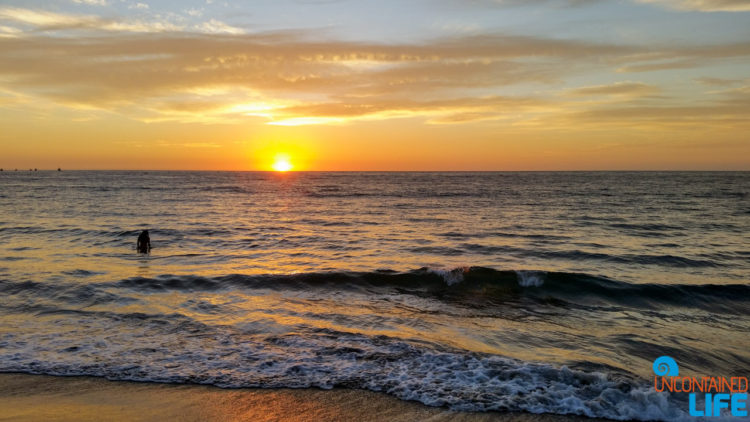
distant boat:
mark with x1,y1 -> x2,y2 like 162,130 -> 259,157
58,167 -> 62,172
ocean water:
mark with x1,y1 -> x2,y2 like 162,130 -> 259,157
0,171 -> 748,420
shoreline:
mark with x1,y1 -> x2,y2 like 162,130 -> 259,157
0,372 -> 614,422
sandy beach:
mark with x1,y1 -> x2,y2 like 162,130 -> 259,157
0,373 -> 615,422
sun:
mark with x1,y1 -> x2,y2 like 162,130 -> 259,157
271,154 -> 293,172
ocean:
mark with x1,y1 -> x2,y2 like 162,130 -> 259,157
1,171 -> 748,420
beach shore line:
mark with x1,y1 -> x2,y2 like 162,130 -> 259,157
0,373 -> 613,422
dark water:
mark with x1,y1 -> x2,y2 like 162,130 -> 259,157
1,171 -> 748,420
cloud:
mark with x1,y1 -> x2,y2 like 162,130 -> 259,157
0,7 -> 182,32
273,95 -> 550,124
155,140 -> 222,148
0,7 -> 100,28
72,0 -> 108,5
454,0 -> 601,8
473,0 -> 750,11
559,84 -> 750,129
610,42 -> 750,72
195,19 -> 244,34
0,24 -> 21,37
0,31 -> 632,114
636,0 -> 750,11
0,12 -> 748,127
695,76 -> 747,86
569,102 -> 750,126
567,81 -> 660,97
458,0 -> 750,12
0,7 -> 250,35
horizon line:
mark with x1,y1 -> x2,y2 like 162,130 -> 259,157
1,169 -> 748,173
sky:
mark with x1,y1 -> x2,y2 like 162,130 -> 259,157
0,0 -> 749,170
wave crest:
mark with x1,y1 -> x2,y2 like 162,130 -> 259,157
109,267 -> 750,315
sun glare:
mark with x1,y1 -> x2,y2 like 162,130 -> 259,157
272,154 -> 293,172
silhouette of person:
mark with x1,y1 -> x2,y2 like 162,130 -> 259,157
137,230 -> 151,254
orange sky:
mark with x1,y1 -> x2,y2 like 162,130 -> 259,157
0,1 -> 749,170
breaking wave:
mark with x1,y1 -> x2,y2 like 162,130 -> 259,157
106,267 -> 750,315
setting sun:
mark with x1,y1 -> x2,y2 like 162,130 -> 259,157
272,154 -> 293,172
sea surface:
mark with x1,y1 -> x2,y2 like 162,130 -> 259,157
1,171 -> 748,420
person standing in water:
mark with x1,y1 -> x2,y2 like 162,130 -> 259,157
137,230 -> 151,254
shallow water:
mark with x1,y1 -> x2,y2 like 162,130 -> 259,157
1,171 -> 748,420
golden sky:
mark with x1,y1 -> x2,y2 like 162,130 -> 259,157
0,0 -> 749,170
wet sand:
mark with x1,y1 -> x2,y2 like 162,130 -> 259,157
0,373 -> 611,422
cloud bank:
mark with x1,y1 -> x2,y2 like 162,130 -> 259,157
0,6 -> 748,129
636,0 -> 750,11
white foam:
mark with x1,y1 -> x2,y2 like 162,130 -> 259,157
429,267 -> 466,286
516,270 -> 545,287
0,315 -> 689,421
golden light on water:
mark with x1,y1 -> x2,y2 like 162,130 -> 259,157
272,154 -> 293,172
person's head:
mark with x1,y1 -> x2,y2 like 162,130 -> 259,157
141,230 -> 149,236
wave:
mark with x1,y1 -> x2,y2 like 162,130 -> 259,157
2,224 -> 740,269
0,324 -> 687,421
303,190 -> 485,198
108,267 -> 750,315
2,266 -> 744,420
3,267 -> 746,314
409,243 -> 725,267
